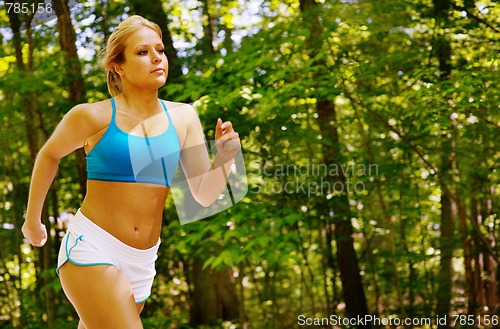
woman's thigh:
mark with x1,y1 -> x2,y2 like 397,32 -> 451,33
59,262 -> 143,329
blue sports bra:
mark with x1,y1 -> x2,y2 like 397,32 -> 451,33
86,98 -> 180,186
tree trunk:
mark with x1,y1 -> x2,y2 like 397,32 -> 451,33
432,1 -> 457,326
354,103 -> 406,317
200,0 -> 217,56
471,177 -> 498,313
189,257 -> 240,326
458,196 -> 476,314
299,0 -> 370,322
436,185 -> 455,325
222,23 -> 233,55
483,185 -> 498,313
7,9 -> 57,327
323,213 -> 340,311
319,100 -> 370,320
53,0 -> 87,197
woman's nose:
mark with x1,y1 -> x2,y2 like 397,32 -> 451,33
152,51 -> 162,63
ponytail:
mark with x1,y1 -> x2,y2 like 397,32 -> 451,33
106,70 -> 123,97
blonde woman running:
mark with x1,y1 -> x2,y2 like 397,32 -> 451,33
21,15 -> 240,329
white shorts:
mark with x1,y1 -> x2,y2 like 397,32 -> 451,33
56,209 -> 160,304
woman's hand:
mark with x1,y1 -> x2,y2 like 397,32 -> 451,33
21,220 -> 47,247
215,118 -> 241,162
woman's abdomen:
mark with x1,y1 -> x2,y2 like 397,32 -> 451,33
80,180 -> 169,249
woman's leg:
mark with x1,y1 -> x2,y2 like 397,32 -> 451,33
76,302 -> 145,329
59,262 -> 144,329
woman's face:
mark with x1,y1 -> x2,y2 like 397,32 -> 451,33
115,26 -> 168,91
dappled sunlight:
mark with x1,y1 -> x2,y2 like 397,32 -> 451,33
1,0 -> 499,327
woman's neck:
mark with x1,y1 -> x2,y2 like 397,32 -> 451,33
116,89 -> 160,115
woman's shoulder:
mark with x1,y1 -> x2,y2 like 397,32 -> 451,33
161,100 -> 198,121
65,100 -> 112,131
161,100 -> 195,112
66,99 -> 113,126
70,99 -> 111,114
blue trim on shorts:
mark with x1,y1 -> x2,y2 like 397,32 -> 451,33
135,294 -> 151,304
56,232 -> 114,275
56,227 -> 153,304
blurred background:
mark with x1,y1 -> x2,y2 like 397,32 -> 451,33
0,0 -> 498,328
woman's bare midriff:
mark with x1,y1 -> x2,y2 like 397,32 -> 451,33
80,180 -> 169,249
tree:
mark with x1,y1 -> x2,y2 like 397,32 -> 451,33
53,0 -> 87,196
5,6 -> 58,327
0,0 -> 499,327
432,0 -> 456,325
299,0 -> 370,322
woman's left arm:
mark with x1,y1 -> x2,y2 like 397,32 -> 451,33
179,105 -> 241,207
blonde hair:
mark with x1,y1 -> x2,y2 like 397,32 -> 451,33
99,15 -> 163,97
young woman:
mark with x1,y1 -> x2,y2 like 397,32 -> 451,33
21,15 -> 240,329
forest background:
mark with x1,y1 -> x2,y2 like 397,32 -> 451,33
0,0 -> 498,328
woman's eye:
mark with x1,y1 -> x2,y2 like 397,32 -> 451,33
158,49 -> 165,54
138,50 -> 147,55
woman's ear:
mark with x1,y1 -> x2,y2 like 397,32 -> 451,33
114,64 -> 124,77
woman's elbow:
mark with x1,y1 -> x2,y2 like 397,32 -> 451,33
35,146 -> 61,166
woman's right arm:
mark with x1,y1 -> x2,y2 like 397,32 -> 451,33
22,104 -> 98,247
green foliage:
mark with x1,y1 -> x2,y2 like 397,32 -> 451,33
0,0 -> 499,327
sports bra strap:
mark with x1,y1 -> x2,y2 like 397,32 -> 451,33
110,98 -> 117,122
160,100 -> 173,123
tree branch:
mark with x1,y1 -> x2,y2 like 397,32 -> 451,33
450,1 -> 500,33
344,89 -> 457,203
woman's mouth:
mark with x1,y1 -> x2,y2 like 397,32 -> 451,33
151,68 -> 164,73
